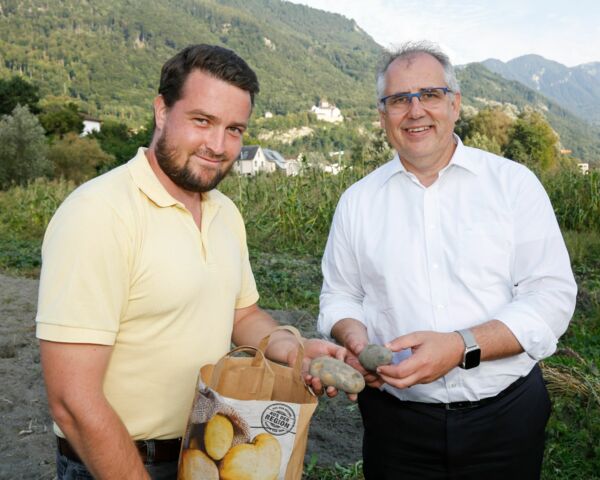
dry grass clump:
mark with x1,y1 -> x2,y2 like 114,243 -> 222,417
541,350 -> 600,407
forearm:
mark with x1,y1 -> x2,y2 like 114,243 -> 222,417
40,341 -> 148,479
470,319 -> 524,362
331,318 -> 368,348
232,304 -> 301,364
52,395 -> 149,480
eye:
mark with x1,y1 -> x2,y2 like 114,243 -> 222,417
227,126 -> 244,137
388,94 -> 409,106
193,117 -> 209,126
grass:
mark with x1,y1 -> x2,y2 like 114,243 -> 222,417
0,169 -> 599,479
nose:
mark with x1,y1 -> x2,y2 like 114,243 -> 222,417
206,127 -> 226,155
407,96 -> 426,118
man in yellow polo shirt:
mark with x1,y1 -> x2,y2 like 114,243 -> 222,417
36,44 -> 345,480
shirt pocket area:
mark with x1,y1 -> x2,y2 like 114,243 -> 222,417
457,222 -> 512,289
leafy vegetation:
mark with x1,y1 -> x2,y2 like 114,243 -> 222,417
0,2 -> 599,477
0,163 -> 598,478
458,63 -> 600,163
2,0 -> 599,163
0,105 -> 50,189
0,0 -> 380,125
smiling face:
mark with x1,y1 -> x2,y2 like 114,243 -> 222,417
379,53 -> 461,179
150,69 -> 252,193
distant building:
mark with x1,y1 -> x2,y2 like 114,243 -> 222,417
234,146 -> 275,176
310,99 -> 343,123
264,111 -> 273,119
81,116 -> 101,136
234,146 -> 300,176
577,163 -> 589,174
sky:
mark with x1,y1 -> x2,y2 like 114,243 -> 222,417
287,0 -> 600,67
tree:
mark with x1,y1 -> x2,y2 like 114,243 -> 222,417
464,132 -> 502,155
90,118 -> 153,170
465,107 -> 513,151
349,128 -> 392,175
39,101 -> 84,137
0,105 -> 50,189
48,133 -> 114,184
505,109 -> 560,173
0,76 -> 41,115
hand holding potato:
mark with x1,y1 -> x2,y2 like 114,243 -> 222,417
377,331 -> 464,388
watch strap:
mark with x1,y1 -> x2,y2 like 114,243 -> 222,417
455,328 -> 477,348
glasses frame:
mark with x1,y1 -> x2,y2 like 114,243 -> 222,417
379,87 -> 453,113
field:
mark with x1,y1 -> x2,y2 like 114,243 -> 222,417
0,167 -> 599,479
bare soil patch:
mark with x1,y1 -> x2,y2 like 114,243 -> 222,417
0,273 -> 361,479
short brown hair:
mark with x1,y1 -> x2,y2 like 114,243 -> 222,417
159,44 -> 260,107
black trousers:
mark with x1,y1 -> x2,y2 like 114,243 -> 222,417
358,365 -> 550,480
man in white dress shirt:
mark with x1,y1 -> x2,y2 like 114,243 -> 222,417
318,41 -> 577,479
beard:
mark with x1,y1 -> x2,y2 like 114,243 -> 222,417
154,130 -> 234,193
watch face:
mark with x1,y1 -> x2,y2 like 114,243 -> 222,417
464,348 -> 481,369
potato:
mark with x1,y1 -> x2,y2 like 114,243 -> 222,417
358,344 -> 393,371
309,356 -> 365,394
204,414 -> 234,460
179,448 -> 218,480
219,433 -> 282,480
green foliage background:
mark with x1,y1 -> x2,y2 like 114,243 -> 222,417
1,0 -> 599,162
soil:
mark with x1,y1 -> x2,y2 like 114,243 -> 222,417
0,273 -> 362,480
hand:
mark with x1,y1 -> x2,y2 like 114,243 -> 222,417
376,331 -> 463,389
342,333 -> 384,389
293,338 -> 358,401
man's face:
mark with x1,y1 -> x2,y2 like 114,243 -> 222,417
379,53 -> 461,175
153,69 -> 252,193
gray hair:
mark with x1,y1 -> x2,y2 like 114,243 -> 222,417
376,41 -> 460,109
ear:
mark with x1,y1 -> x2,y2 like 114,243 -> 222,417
153,95 -> 168,132
451,92 -> 462,121
378,109 -> 386,129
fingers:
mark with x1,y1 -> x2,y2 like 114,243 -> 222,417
385,332 -> 420,352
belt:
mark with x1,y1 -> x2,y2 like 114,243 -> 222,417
57,436 -> 182,464
404,368 -> 532,411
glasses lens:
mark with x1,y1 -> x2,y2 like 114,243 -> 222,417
420,88 -> 446,105
383,88 -> 448,113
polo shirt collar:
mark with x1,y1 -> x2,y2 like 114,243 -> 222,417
127,147 -> 223,209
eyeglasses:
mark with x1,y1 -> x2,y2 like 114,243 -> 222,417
379,87 -> 453,114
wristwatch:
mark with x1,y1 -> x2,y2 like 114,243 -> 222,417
455,328 -> 481,369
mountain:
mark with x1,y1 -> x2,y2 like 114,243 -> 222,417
0,0 -> 382,124
481,55 -> 600,126
1,0 -> 599,163
458,62 -> 600,163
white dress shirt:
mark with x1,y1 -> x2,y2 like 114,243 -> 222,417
318,137 -> 577,403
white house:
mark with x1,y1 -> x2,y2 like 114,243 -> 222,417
81,116 -> 101,136
310,100 -> 343,123
234,146 -> 276,176
577,163 -> 589,174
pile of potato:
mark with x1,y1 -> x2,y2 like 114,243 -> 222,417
180,414 -> 281,480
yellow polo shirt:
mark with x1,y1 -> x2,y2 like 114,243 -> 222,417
36,148 -> 259,439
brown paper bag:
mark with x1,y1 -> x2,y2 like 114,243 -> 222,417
178,326 -> 318,480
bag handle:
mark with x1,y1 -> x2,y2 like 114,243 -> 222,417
210,345 -> 270,389
255,325 -> 305,375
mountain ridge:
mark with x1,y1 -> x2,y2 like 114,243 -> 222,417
480,54 -> 600,125
1,0 -> 599,162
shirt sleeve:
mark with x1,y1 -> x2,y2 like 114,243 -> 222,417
493,168 -> 577,360
35,192 -> 131,345
318,193 -> 366,338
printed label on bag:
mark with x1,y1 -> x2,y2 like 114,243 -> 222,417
261,403 -> 296,435
181,387 -> 301,480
